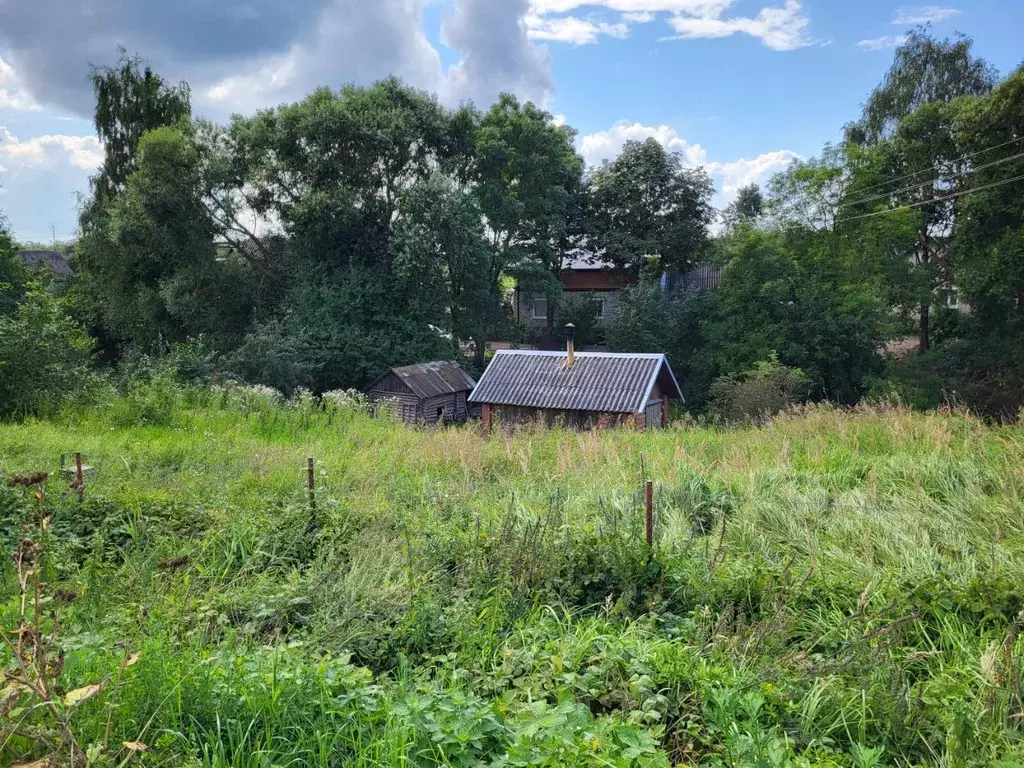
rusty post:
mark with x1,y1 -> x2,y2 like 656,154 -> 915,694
74,451 -> 84,502
645,480 -> 654,547
307,456 -> 315,512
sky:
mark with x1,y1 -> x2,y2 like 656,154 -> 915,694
0,0 -> 1020,244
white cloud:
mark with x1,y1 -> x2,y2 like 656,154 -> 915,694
0,127 -> 102,173
0,56 -> 40,111
892,5 -> 961,24
579,121 -> 708,168
706,149 -> 799,196
527,0 -> 811,49
525,14 -> 629,45
666,0 -> 812,51
580,120 -> 800,204
622,11 -> 655,22
857,34 -> 908,50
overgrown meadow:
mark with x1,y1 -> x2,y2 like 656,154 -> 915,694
2,386 -> 1023,767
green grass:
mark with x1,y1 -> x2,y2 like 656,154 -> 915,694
2,389 -> 1023,766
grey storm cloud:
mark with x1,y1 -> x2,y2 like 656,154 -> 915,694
0,0 -> 556,117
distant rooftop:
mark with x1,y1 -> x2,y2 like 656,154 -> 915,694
18,250 -> 73,276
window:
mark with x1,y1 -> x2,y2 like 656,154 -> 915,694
532,297 -> 548,320
595,298 -> 605,319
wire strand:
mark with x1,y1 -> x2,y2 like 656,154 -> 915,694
837,171 -> 1024,223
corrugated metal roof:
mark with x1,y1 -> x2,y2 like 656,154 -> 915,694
469,351 -> 682,414
18,250 -> 73,276
385,361 -> 476,399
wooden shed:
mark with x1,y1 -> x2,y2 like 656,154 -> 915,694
469,326 -> 683,431
366,361 -> 476,425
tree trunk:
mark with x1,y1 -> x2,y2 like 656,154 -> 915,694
474,335 -> 486,369
918,299 -> 930,354
546,293 -> 556,339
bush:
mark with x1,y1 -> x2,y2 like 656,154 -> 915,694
0,288 -> 98,419
708,355 -> 810,423
555,292 -> 604,348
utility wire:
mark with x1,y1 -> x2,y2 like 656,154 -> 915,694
837,172 -> 1024,223
842,148 -> 1024,209
845,134 -> 1024,199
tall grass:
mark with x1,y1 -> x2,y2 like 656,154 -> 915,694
1,388 -> 1022,766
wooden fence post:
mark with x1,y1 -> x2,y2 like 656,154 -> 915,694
481,404 -> 493,436
74,452 -> 85,502
645,480 -> 654,547
307,456 -> 316,512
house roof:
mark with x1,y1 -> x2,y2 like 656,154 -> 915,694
469,350 -> 683,414
371,361 -> 476,399
18,250 -> 73,276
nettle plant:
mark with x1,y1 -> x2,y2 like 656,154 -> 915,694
1,474 -> 145,768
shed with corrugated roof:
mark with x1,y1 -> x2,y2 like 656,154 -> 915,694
469,327 -> 682,431
366,361 -> 476,425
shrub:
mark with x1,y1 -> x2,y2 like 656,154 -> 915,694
0,288 -> 98,419
708,355 -> 810,423
556,292 -> 604,347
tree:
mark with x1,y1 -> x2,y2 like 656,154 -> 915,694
0,288 -> 96,418
953,66 -> 1024,330
703,227 -> 887,404
722,184 -> 764,230
588,138 -> 713,278
0,220 -> 26,317
90,48 -> 191,199
847,28 -> 997,145
472,94 -> 583,341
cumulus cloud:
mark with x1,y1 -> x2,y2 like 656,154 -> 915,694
706,150 -> 799,196
443,0 -> 555,107
0,56 -> 40,111
857,34 -> 908,50
579,120 -> 800,204
579,121 -> 708,168
204,0 -> 445,113
892,6 -> 961,24
666,0 -> 812,51
0,0 -> 556,118
0,127 -> 102,173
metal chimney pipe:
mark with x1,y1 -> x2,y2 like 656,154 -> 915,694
565,323 -> 576,368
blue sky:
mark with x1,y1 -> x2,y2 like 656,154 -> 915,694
0,0 -> 1020,243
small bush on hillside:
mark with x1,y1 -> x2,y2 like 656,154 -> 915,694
708,355 -> 810,423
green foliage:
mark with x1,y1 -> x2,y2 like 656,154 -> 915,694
0,288 -> 98,419
589,138 -> 714,275
90,48 -> 191,198
849,28 -> 997,144
555,292 -> 603,347
708,355 -> 811,422
705,227 -> 886,404
0,226 -> 26,316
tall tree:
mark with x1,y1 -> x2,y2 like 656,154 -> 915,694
588,138 -> 713,277
847,28 -> 997,145
953,66 -> 1024,329
90,48 -> 191,199
846,29 -> 997,353
472,94 -> 583,341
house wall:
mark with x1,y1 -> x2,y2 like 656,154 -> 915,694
488,404 -> 645,431
515,288 -> 627,334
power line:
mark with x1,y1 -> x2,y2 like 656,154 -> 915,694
837,171 -> 1024,223
844,134 -> 1024,200
842,148 -> 1024,209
